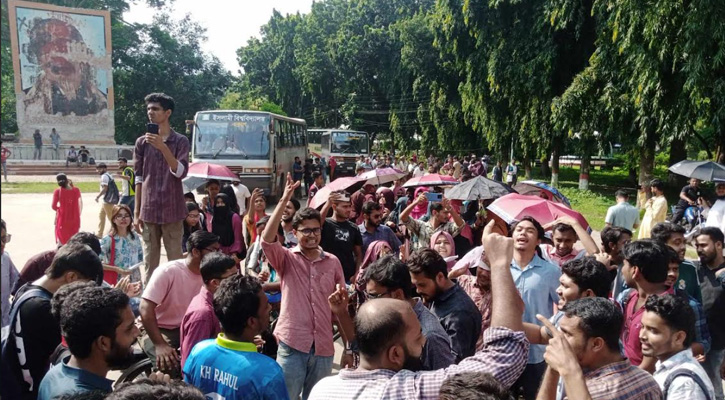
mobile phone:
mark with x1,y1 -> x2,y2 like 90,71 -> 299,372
425,192 -> 443,202
146,123 -> 159,134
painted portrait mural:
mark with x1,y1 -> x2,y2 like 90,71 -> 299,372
9,1 -> 115,144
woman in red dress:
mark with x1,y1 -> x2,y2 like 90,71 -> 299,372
51,173 -> 82,244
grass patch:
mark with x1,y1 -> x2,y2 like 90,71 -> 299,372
1,181 -> 99,194
557,188 -> 615,231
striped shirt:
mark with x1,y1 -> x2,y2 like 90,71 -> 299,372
133,129 -> 189,224
308,327 -> 529,400
565,360 -> 661,400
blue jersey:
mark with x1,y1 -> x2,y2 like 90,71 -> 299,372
183,334 -> 289,400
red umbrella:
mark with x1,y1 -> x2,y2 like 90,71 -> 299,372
402,174 -> 459,188
187,162 -> 239,181
486,193 -> 590,231
307,176 -> 365,209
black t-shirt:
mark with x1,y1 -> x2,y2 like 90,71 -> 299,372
697,262 -> 725,349
677,184 -> 702,208
6,284 -> 60,400
320,218 -> 362,281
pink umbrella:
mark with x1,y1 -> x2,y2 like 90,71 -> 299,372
307,176 -> 365,209
402,174 -> 459,188
359,167 -> 408,186
187,162 -> 239,181
486,193 -> 590,231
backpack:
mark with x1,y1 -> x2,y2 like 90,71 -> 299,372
123,166 -> 136,196
103,172 -> 120,204
663,368 -> 713,400
0,287 -> 53,399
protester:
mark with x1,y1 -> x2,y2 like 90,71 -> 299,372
308,171 -> 324,202
134,93 -> 189,284
350,184 -> 376,223
430,231 -> 458,270
261,173 -> 347,400
361,256 -> 455,370
100,204 -> 143,303
652,221 -> 703,301
439,372 -> 510,400
694,227 -> 725,399
180,252 -> 238,368
200,179 -> 221,215
640,294 -> 716,399
448,247 -> 492,351
139,231 -> 219,377
617,239 -> 669,371
1,243 -> 103,400
507,216 -> 561,400
95,163 -> 119,238
182,202 -> 206,253
359,201 -> 401,256
309,220 -> 529,399
209,193 -> 243,258
320,192 -> 363,283
231,179 -> 251,216
539,216 -> 600,268
672,177 -> 704,224
638,179 -> 668,239
600,226 -> 632,298
605,189 -> 640,231
408,248 -> 482,362
536,297 -> 662,400
183,274 -> 289,399
108,379 -> 204,400
407,186 -> 430,220
280,197 -> 301,247
244,188 -> 267,248
52,173 -> 82,245
401,196 -> 465,251
1,219 -> 18,327
115,157 -> 136,211
38,283 -> 140,400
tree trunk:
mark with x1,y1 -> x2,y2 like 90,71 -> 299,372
717,129 -> 725,164
578,151 -> 591,190
540,145 -> 551,178
668,136 -> 687,188
523,155 -> 532,180
551,140 -> 561,187
639,128 -> 657,199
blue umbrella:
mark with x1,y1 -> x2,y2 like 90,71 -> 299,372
513,180 -> 571,208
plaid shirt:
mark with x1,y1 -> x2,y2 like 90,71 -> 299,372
308,327 -> 528,400
134,129 -> 189,224
565,360 -> 662,400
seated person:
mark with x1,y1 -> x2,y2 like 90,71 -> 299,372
78,146 -> 90,167
65,146 -> 79,167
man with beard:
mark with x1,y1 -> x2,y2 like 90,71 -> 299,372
320,192 -> 363,282
408,248 -> 482,362
600,226 -> 632,298
401,197 -> 465,251
361,256 -> 455,370
694,227 -> 725,400
38,282 -> 139,399
652,221 -> 702,301
280,197 -> 301,248
358,201 -> 401,255
539,216 -> 601,268
309,220 -> 529,399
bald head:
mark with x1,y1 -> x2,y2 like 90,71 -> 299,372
355,298 -> 413,360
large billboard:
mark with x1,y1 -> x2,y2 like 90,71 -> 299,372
8,0 -> 114,144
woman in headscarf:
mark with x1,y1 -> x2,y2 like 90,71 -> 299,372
211,193 -> 244,259
353,240 -> 393,310
430,231 -> 458,271
409,186 -> 430,220
377,187 -> 396,213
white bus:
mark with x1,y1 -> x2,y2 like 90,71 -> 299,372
307,129 -> 370,177
190,110 -> 307,198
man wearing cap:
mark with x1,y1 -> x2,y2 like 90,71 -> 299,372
115,157 -> 136,211
95,163 -> 119,237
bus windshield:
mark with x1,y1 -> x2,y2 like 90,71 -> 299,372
330,131 -> 368,154
194,112 -> 270,159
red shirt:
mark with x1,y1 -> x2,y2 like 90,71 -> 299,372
620,289 -> 666,366
1,146 -> 10,163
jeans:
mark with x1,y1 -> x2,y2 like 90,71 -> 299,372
702,347 -> 725,400
277,341 -> 333,400
33,146 -> 41,160
119,195 -> 135,212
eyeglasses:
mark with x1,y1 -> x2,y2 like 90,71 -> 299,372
298,228 -> 322,237
365,290 -> 390,300
202,246 -> 220,253
187,213 -> 201,219
115,214 -> 132,220
0,234 -> 11,243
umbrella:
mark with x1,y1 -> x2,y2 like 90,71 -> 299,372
183,162 -> 240,193
402,174 -> 459,188
513,180 -> 571,208
444,176 -> 516,201
668,160 -> 725,182
307,176 -> 365,209
487,193 -> 590,232
359,167 -> 408,186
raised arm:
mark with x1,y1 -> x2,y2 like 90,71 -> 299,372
262,173 -> 299,244
544,216 -> 600,255
443,197 -> 465,229
400,193 -> 426,223
483,220 -> 521,331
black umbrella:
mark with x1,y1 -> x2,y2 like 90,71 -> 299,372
444,176 -> 516,201
668,160 -> 725,182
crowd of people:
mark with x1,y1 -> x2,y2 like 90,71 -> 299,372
1,91 -> 725,400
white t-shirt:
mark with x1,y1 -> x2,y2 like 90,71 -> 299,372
232,183 -> 251,215
705,199 -> 725,233
413,167 -> 425,178
100,172 -> 111,191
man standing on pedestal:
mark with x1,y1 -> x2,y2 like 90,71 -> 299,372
134,93 -> 189,284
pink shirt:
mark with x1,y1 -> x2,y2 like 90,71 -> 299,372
261,240 -> 346,357
539,244 -> 584,267
142,259 -> 203,330
180,286 -> 220,368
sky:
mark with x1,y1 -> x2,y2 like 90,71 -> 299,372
123,0 -> 314,75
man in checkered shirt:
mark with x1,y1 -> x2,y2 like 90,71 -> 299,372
309,221 -> 529,400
